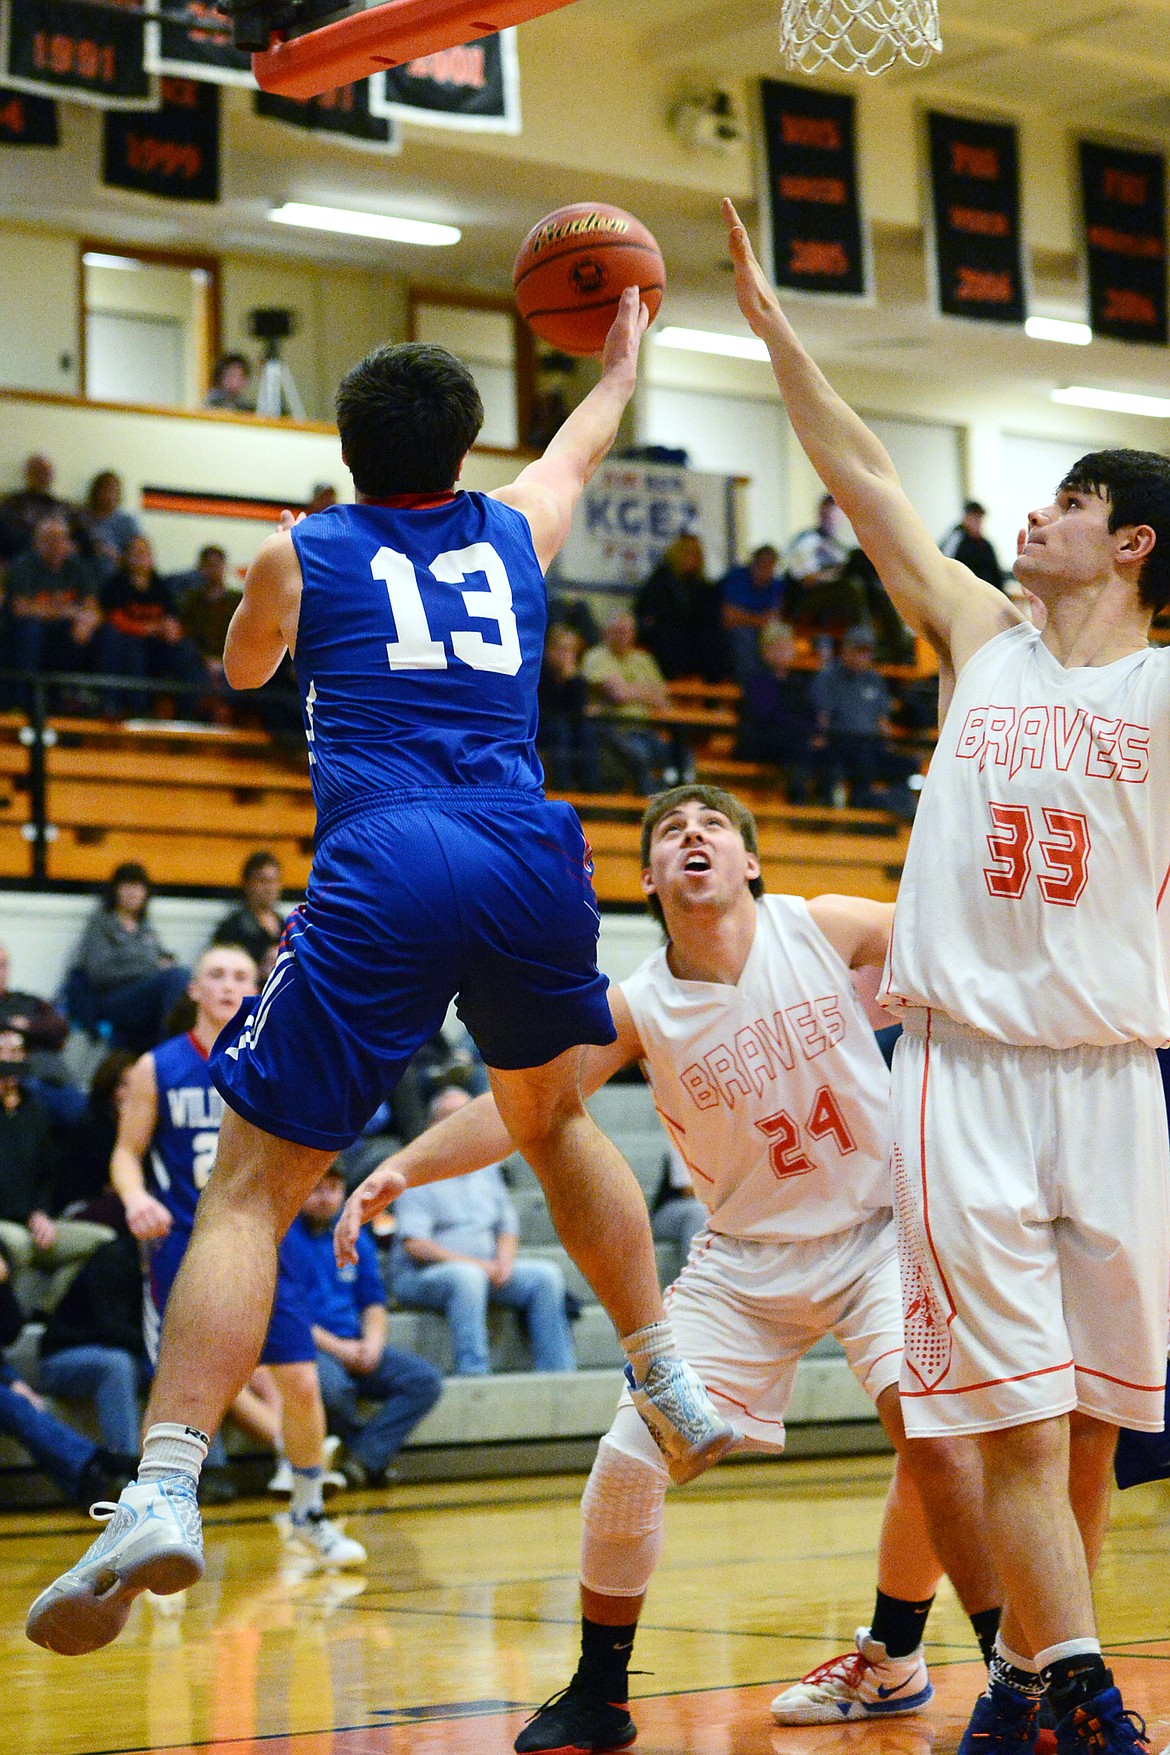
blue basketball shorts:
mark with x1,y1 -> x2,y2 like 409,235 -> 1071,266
210,788 -> 615,1151
146,1227 -> 316,1368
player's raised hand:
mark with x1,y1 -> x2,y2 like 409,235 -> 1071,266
334,1161 -> 407,1267
600,285 -> 650,382
722,198 -> 783,344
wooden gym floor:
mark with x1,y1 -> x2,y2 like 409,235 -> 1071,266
2,1454 -> 1168,1755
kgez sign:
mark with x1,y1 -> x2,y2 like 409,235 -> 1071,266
558,461 -> 731,587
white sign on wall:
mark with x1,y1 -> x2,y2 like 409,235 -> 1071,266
557,460 -> 732,588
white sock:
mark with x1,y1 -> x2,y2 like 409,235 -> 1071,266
621,1320 -> 678,1385
1035,1638 -> 1102,1670
138,1422 -> 210,1485
290,1466 -> 324,1523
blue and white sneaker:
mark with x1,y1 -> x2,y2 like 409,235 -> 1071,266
771,1628 -> 933,1724
958,1680 -> 1042,1755
1055,1687 -> 1149,1755
26,1476 -> 204,1656
624,1358 -> 737,1485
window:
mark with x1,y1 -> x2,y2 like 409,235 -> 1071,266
80,242 -> 220,410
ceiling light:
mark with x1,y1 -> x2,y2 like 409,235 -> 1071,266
269,202 -> 459,246
655,325 -> 770,361
1051,385 -> 1170,418
1025,316 -> 1091,345
82,251 -> 141,270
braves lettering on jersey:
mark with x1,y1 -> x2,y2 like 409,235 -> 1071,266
148,1032 -> 224,1229
621,895 -> 891,1241
291,496 -> 547,820
885,622 -> 1170,1048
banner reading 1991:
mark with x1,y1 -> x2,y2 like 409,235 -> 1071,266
1079,141 -> 1167,346
928,111 -> 1025,325
760,79 -> 868,299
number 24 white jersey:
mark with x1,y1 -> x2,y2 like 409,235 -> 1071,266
884,622 -> 1170,1048
620,895 -> 892,1242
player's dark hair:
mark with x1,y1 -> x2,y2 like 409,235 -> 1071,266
639,784 -> 765,931
1058,449 -> 1170,614
335,342 -> 484,497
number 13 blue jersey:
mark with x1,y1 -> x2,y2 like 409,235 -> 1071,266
291,493 -> 547,819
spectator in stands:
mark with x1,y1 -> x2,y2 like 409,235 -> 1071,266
173,545 -> 237,716
0,454 -> 76,559
650,1145 -> 708,1270
284,1164 -> 442,1488
0,1033 -> 113,1309
388,1087 -> 577,1376
306,483 -> 339,514
0,942 -> 68,1060
941,499 -> 1004,589
810,627 -> 921,818
720,544 -> 783,687
204,352 -> 252,412
97,534 -> 207,714
834,546 -> 917,665
0,1249 -> 136,1507
634,532 -> 726,680
581,613 -> 676,796
538,624 -> 601,793
37,1226 -> 146,1459
211,851 -> 287,968
733,620 -> 818,799
73,861 -> 189,1053
5,514 -> 100,684
784,494 -> 858,631
53,1050 -> 136,1226
79,471 -> 141,584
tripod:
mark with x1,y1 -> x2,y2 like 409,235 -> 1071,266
254,340 -> 306,419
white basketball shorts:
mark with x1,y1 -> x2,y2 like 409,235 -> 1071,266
892,1009 -> 1170,1437
615,1214 -> 905,1453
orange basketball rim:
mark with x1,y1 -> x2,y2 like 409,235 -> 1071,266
252,0 -> 582,100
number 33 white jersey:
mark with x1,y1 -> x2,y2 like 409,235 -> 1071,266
884,621 -> 1170,1048
620,894 -> 892,1242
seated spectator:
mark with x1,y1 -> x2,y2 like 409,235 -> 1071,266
97,534 -> 206,714
538,624 -> 601,793
388,1087 -> 577,1376
835,547 -> 917,665
650,1144 -> 708,1269
784,495 -> 862,631
634,532 -> 726,681
285,1164 -> 442,1488
53,1049 -> 136,1225
173,545 -> 237,716
0,1033 -> 113,1310
306,483 -> 339,514
79,470 -> 141,584
204,352 -> 252,411
5,514 -> 100,687
733,620 -> 818,799
212,850 -> 287,968
721,544 -> 783,686
941,499 -> 1005,589
581,613 -> 675,796
0,454 -> 78,560
72,861 -> 190,1053
37,1226 -> 147,1459
810,627 -> 921,818
0,941 -> 68,1061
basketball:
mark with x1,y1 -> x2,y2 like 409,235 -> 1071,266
512,202 -> 665,356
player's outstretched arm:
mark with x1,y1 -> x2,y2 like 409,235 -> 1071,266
223,529 -> 303,689
335,995 -> 643,1266
807,894 -> 895,970
109,1054 -> 172,1242
492,285 -> 650,572
722,200 -> 1019,674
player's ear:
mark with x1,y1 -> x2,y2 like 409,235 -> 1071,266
744,850 -> 761,882
640,867 -> 657,903
1116,521 -> 1156,565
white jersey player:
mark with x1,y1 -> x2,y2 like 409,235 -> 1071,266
337,785 -> 1001,1755
721,199 -> 1169,1755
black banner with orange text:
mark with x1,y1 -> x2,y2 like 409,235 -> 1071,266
3,0 -> 153,107
0,83 -> 58,144
928,112 -> 1024,325
102,75 -> 219,202
760,80 -> 868,299
1080,142 -> 1167,345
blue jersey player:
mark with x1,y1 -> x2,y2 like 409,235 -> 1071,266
29,286 -> 733,1655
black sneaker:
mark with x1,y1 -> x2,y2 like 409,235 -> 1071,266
514,1675 -> 636,1753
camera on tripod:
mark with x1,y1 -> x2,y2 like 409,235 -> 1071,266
248,308 -> 305,419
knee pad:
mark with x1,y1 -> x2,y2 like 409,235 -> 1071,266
579,1435 -> 668,1598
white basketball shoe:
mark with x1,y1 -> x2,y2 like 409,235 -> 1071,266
279,1510 -> 367,1569
623,1358 -> 737,1484
26,1476 -> 204,1655
770,1628 -> 934,1724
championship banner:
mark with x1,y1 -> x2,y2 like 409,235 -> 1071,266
759,79 -> 868,300
1079,141 -> 1167,346
0,84 -> 58,144
145,0 -> 253,87
103,76 -> 220,202
255,81 -> 399,150
557,461 -> 732,589
2,0 -> 154,108
927,111 -> 1025,325
370,29 -> 520,133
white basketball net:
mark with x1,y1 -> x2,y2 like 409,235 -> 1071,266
779,0 -> 942,75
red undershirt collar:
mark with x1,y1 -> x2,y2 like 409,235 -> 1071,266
187,1031 -> 209,1061
361,491 -> 458,509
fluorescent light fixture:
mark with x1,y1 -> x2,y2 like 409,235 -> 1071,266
1025,316 -> 1091,345
656,325 -> 770,361
269,202 -> 459,246
1051,385 -> 1170,418
82,251 -> 141,270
